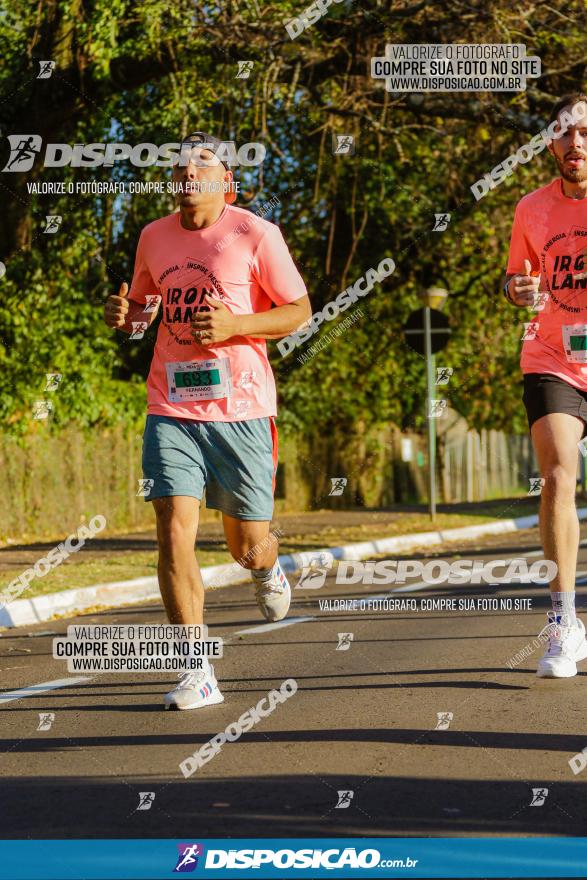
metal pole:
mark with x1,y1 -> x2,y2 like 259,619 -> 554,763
424,306 -> 436,521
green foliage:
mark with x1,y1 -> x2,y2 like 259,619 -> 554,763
0,0 -> 584,438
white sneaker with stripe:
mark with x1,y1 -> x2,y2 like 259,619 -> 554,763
164,664 -> 224,710
536,613 -> 587,679
254,560 -> 291,622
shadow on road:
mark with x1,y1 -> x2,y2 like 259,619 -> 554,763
0,773 -> 583,838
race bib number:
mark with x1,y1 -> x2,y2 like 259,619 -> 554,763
562,325 -> 587,363
165,358 -> 232,402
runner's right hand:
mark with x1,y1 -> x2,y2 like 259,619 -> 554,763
508,260 -> 541,307
104,282 -> 130,328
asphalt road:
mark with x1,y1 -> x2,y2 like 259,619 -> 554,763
2,524 -> 587,840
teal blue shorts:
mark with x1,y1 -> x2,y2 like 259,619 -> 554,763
141,414 -> 278,521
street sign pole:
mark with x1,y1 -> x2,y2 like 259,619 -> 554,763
403,288 -> 450,523
424,306 -> 436,522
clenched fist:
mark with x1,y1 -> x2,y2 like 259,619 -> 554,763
507,260 -> 542,307
190,294 -> 237,345
104,282 -> 130,329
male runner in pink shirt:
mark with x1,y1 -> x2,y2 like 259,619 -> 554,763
104,132 -> 311,708
505,94 -> 587,677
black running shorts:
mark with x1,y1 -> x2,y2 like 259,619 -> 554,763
523,372 -> 587,436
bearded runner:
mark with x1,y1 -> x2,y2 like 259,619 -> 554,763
504,94 -> 587,679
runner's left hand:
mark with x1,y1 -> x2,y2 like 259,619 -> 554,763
190,295 -> 237,345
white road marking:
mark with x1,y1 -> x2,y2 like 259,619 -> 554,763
393,581 -> 436,593
235,616 -> 315,636
0,677 -> 92,705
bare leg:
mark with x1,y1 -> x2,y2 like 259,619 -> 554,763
152,496 -> 204,624
221,515 -> 279,571
531,413 -> 583,592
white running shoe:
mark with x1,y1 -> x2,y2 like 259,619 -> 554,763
254,561 -> 291,622
536,613 -> 587,678
164,665 -> 224,710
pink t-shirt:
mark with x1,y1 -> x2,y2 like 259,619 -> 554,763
507,178 -> 587,388
128,205 -> 307,420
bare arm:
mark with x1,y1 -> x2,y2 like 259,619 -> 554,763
238,295 -> 312,339
191,294 -> 312,343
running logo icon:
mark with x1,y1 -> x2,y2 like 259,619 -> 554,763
37,60 -> 55,79
137,479 -> 154,497
32,399 -> 53,420
433,213 -> 451,231
329,477 -> 347,496
528,477 -> 545,497
44,373 -> 62,392
44,215 -> 62,234
294,551 -> 335,590
530,787 -> 548,806
37,712 -> 55,731
530,292 -> 549,312
2,135 -> 42,172
336,632 -> 354,651
174,843 -> 204,872
435,367 -> 453,385
144,295 -> 161,313
335,790 -> 354,808
333,135 -> 355,155
435,711 -> 453,730
234,400 -> 252,416
130,321 -> 148,340
236,370 -> 256,389
428,399 -> 447,418
522,321 -> 539,341
236,61 -> 254,79
136,792 -> 155,811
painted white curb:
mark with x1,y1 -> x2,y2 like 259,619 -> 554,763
1,508 -> 583,629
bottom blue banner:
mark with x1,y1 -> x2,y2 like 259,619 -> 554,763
1,838 -> 587,879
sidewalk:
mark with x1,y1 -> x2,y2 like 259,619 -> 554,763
0,497 -> 560,628
0,499 -> 541,584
